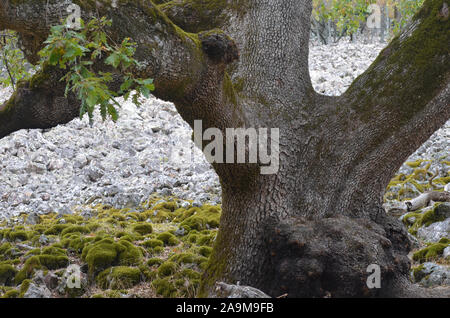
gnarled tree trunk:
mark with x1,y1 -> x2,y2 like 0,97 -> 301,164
0,0 -> 449,297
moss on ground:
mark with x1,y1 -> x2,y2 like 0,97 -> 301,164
96,266 -> 142,290
385,159 -> 448,202
132,223 -> 153,236
412,241 -> 450,263
385,159 -> 450,281
0,196 -> 219,298
156,232 -> 179,246
402,203 -> 449,236
0,264 -> 18,286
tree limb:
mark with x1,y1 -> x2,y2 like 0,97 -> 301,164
0,0 -> 241,138
325,0 -> 450,218
158,0 -> 242,33
0,65 -> 80,137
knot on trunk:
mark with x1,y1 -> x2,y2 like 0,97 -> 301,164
199,29 -> 239,64
263,216 -> 411,297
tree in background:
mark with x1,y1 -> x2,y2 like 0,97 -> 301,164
0,30 -> 35,90
311,0 -> 426,43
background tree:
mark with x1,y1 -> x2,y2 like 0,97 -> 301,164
0,0 -> 449,297
311,0 -> 426,43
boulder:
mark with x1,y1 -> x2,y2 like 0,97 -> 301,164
417,218 -> 450,243
214,282 -> 271,298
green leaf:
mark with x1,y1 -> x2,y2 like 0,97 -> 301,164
140,85 -> 151,98
105,53 -> 120,68
107,103 -> 119,122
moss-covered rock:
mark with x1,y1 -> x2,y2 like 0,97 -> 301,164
402,203 -> 449,235
412,242 -> 449,263
25,248 -> 42,257
117,240 -> 143,266
169,252 -> 197,265
43,224 -> 70,236
178,206 -> 221,232
1,289 -> 19,298
132,223 -> 153,235
61,225 -> 90,237
37,255 -> 69,270
198,246 -> 213,257
96,266 -> 142,290
82,239 -> 122,274
147,257 -> 163,267
0,264 -> 18,286
18,279 -> 32,298
7,230 -> 29,242
141,239 -> 164,249
158,261 -> 177,277
152,277 -> 178,298
0,243 -> 14,261
411,264 -> 426,282
81,238 -> 142,274
156,232 -> 179,246
14,256 -> 41,285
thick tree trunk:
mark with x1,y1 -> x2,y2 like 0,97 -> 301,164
1,0 -> 449,297
199,0 -> 450,297
202,157 -> 433,297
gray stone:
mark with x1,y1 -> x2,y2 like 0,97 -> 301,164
44,273 -> 60,290
23,282 -> 52,298
407,232 -> 421,249
110,193 -> 142,209
434,203 -> 450,219
80,209 -> 93,220
175,227 -> 186,237
47,159 -> 65,171
384,200 -> 407,215
214,282 -> 271,298
417,218 -> 450,243
57,206 -> 73,217
84,167 -> 104,182
181,201 -> 190,209
25,212 -> 40,225
39,234 -> 49,245
444,246 -> 450,260
413,263 -> 450,288
73,154 -> 88,169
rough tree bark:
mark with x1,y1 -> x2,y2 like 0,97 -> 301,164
0,0 -> 449,297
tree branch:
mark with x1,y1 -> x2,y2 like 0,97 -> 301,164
0,0 -> 241,138
326,0 -> 450,218
0,65 -> 80,137
157,0 -> 242,33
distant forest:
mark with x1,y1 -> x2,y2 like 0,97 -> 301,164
311,0 -> 424,43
